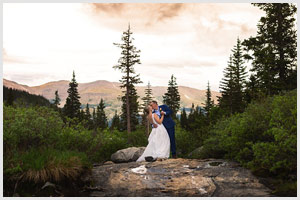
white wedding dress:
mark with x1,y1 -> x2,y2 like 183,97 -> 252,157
137,113 -> 170,162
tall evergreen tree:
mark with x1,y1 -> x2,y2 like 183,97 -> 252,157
53,90 -> 61,107
180,107 -> 188,129
63,71 -> 81,119
141,81 -> 153,136
232,37 -> 247,112
113,24 -> 142,134
92,107 -> 96,118
219,38 -> 247,114
243,3 -> 297,95
141,81 -> 153,108
163,74 -> 181,119
95,98 -> 108,129
85,103 -> 91,118
92,107 -> 96,127
83,104 -> 93,130
190,103 -> 195,115
218,55 -> 235,114
110,111 -> 122,131
204,81 -> 214,116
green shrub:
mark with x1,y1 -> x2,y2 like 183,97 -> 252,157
200,90 -> 296,195
58,125 -> 95,153
87,128 -> 128,162
249,90 -> 297,177
175,125 -> 200,157
4,105 -> 63,153
3,105 -> 92,182
128,126 -> 148,147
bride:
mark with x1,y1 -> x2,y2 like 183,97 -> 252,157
136,105 -> 170,162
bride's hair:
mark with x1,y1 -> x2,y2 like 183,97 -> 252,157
144,105 -> 151,114
144,107 -> 149,114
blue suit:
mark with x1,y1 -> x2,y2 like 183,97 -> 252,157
153,105 -> 176,156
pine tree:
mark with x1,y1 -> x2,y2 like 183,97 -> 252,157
204,81 -> 214,116
95,98 -> 108,130
163,74 -> 181,119
141,81 -> 153,136
53,90 -> 61,107
190,103 -> 195,115
243,3 -> 297,95
180,108 -> 188,129
85,103 -> 91,118
92,107 -> 96,128
218,55 -> 235,114
113,24 -> 142,134
141,81 -> 153,109
63,71 -> 81,119
110,111 -> 121,131
231,37 -> 247,112
219,38 -> 247,114
83,104 -> 93,130
92,107 -> 96,119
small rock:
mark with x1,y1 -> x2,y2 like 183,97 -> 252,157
104,161 -> 114,165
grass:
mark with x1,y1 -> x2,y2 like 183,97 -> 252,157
7,148 -> 91,183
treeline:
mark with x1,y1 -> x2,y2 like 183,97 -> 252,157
3,86 -> 51,107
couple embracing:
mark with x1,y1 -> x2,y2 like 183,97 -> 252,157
137,100 -> 177,162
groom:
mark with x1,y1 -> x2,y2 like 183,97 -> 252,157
150,100 -> 177,159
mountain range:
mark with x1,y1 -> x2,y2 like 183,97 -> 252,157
3,78 -> 220,119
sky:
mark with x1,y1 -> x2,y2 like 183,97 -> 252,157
3,3 -> 265,91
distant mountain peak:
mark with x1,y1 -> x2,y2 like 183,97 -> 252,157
3,78 -> 220,118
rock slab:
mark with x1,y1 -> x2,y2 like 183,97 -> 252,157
111,147 -> 146,163
87,158 -> 272,197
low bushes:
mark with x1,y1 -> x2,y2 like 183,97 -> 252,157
200,90 -> 297,195
3,105 -> 149,189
